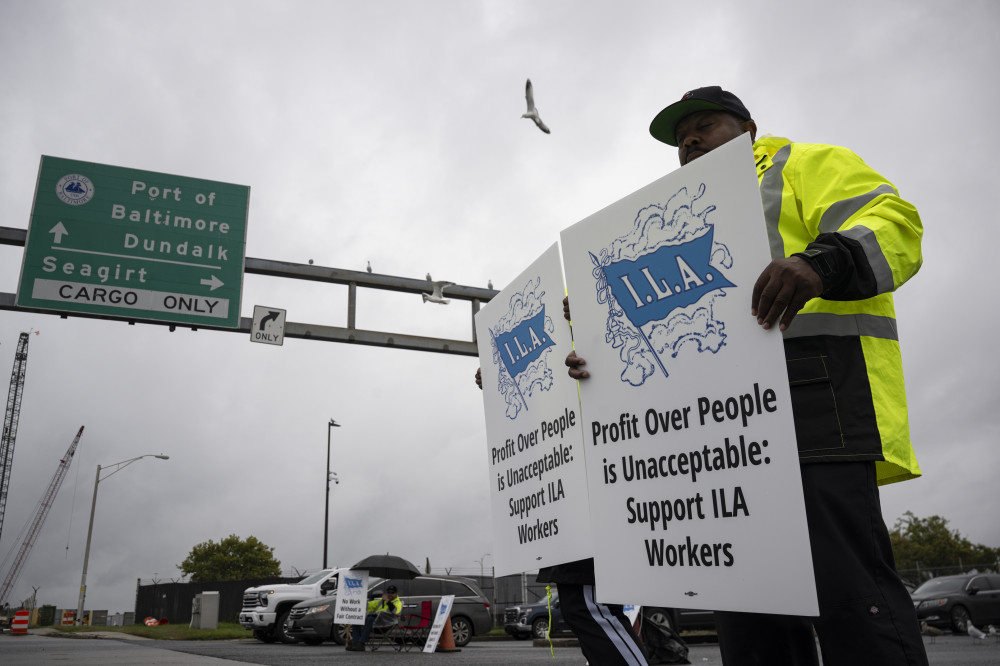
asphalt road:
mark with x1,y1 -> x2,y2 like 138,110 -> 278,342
3,631 -> 999,665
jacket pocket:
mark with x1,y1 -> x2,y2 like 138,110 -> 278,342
786,355 -> 845,454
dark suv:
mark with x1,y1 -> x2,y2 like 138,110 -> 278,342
504,591 -> 569,639
286,574 -> 492,647
912,572 -> 1000,633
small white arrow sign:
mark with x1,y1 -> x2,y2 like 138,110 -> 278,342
200,275 -> 224,291
49,222 -> 69,244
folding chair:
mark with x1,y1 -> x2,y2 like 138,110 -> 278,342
398,600 -> 433,652
367,611 -> 402,652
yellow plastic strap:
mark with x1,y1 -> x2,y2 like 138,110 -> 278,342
545,585 -> 554,657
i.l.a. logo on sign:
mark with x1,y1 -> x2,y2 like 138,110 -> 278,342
589,184 -> 735,386
488,277 -> 556,419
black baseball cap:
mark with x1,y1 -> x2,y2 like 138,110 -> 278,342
649,86 -> 752,147
386,585 -> 398,592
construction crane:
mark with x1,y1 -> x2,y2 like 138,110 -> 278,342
0,332 -> 30,546
0,426 -> 84,606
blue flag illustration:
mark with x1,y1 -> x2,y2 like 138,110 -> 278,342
602,227 -> 734,329
495,306 -> 555,379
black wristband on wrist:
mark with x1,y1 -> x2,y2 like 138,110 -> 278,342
792,248 -> 834,296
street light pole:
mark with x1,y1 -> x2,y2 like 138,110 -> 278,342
478,553 -> 491,579
323,419 -> 340,569
77,454 -> 169,625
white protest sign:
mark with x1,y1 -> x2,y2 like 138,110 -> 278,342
560,133 -> 817,615
475,243 -> 592,576
422,594 -> 456,653
333,569 -> 369,625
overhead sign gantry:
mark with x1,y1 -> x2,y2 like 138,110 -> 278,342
16,156 -> 250,328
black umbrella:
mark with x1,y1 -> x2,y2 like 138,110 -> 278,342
351,553 -> 421,580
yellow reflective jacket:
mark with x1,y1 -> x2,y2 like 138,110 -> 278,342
753,135 -> 922,485
367,595 -> 402,615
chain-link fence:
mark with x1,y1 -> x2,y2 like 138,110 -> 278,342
896,561 -> 998,586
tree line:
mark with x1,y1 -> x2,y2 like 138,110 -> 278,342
177,515 -> 1000,584
890,512 -> 1000,580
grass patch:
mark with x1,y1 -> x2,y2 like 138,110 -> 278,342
50,621 -> 251,641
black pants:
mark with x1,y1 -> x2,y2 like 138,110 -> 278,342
558,583 -> 648,666
716,462 -> 928,666
350,613 -> 379,644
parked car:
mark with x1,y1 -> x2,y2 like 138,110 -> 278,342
504,591 -> 570,639
239,568 -> 345,643
666,607 -> 717,632
912,572 -> 1000,633
504,594 -> 714,640
285,574 -> 492,647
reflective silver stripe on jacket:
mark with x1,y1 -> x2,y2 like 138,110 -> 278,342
759,145 -> 791,261
783,312 -> 898,341
759,145 -> 896,296
840,225 -> 895,294
818,183 -> 895,233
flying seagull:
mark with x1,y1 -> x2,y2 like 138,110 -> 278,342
522,79 -> 550,134
422,281 -> 454,304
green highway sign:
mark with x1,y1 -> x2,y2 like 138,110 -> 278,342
16,156 -> 250,328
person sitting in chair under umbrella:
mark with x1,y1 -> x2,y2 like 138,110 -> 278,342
346,584 -> 403,651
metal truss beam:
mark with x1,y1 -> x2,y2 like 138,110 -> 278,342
0,226 -> 497,357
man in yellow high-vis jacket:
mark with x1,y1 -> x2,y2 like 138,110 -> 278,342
569,86 -> 927,665
346,584 -> 403,651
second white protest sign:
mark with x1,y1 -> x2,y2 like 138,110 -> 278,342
475,243 -> 593,577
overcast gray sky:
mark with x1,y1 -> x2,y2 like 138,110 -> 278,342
1,0 -> 997,614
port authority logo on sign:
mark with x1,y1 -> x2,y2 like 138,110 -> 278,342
251,305 -> 286,346
17,156 -> 249,328
55,173 -> 95,205
588,184 -> 735,387
487,276 -> 556,420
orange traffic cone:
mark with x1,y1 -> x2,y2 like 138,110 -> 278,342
435,614 -> 461,653
11,610 -> 29,635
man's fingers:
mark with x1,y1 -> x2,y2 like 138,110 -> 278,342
753,280 -> 781,327
777,286 -> 816,330
779,303 -> 803,331
565,350 -> 589,380
750,269 -> 769,317
751,257 -> 823,330
759,284 -> 795,329
562,295 -> 571,322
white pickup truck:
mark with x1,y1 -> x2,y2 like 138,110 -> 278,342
239,568 -> 345,643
